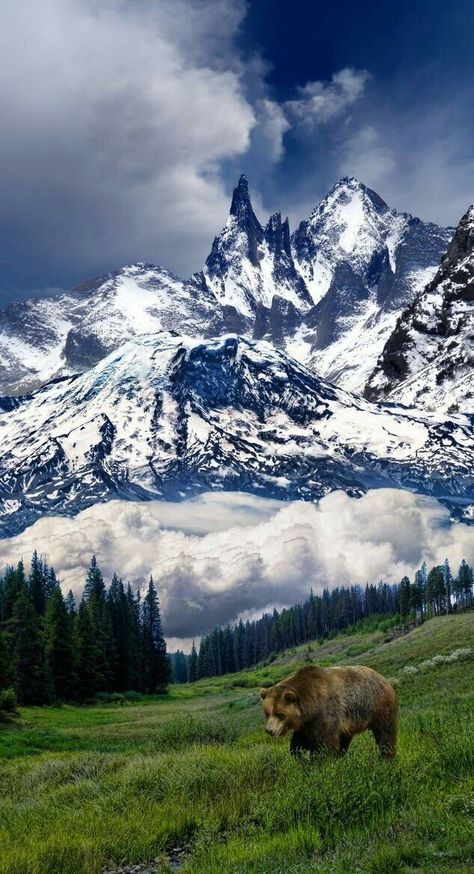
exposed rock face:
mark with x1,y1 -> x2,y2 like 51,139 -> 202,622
365,205 -> 474,413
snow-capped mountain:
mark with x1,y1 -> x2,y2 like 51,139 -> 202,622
0,333 -> 472,537
0,266 -> 239,397
0,176 -> 452,399
365,205 -> 474,413
289,177 -> 453,391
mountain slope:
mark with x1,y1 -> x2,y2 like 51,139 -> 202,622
0,332 -> 472,537
365,204 -> 474,413
0,177 -> 452,399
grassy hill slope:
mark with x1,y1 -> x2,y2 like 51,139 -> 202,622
0,613 -> 473,874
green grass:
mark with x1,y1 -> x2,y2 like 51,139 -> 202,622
0,613 -> 473,874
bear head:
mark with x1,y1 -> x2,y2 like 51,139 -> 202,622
260,684 -> 302,737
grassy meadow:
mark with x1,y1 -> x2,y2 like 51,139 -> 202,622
0,612 -> 473,874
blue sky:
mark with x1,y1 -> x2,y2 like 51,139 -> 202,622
1,0 -> 473,304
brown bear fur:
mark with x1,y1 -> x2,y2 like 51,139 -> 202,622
260,665 -> 398,758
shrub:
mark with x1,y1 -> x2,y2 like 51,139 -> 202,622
123,690 -> 143,702
0,688 -> 19,723
94,692 -> 126,705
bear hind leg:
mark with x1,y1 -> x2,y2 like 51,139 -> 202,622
372,725 -> 397,758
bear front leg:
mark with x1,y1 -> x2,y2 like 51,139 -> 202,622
339,733 -> 353,754
290,729 -> 315,757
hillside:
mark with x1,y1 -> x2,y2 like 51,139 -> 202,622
1,612 -> 472,873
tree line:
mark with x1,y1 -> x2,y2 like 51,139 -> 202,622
0,553 -> 170,710
187,558 -> 473,681
1,552 -> 472,707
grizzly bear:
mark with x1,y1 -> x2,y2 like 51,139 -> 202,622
260,665 -> 398,758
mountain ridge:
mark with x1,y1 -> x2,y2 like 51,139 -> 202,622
0,176 -> 453,400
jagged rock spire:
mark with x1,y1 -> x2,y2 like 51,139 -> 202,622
264,212 -> 291,258
230,175 -> 252,217
228,175 -> 263,267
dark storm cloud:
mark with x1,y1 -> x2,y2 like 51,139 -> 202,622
1,0 -> 473,303
0,0 -> 256,301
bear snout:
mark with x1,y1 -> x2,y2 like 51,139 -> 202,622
265,716 -> 288,737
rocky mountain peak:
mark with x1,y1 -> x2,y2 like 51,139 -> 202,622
0,175 -> 456,404
229,174 -> 252,216
206,175 -> 263,273
309,177 -> 390,224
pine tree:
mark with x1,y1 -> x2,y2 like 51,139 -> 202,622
75,600 -> 100,700
125,584 -> 142,690
28,551 -> 47,615
108,573 -> 137,691
65,590 -> 76,615
141,577 -> 170,694
44,587 -> 76,700
412,568 -> 426,623
9,590 -> 47,705
188,641 -> 198,683
45,566 -> 60,599
1,561 -> 27,621
0,631 -> 12,690
84,557 -> 115,691
399,576 -> 411,624
427,566 -> 445,617
457,560 -> 473,608
443,559 -> 453,613
83,555 -> 106,603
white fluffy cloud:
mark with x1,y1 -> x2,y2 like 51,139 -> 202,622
285,68 -> 370,128
0,11 -> 374,300
254,99 -> 291,162
1,490 -> 472,647
338,126 -> 396,188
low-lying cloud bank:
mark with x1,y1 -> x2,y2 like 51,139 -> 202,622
0,490 -> 473,647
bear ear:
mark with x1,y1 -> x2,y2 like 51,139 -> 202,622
283,689 -> 298,703
260,688 -> 269,700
